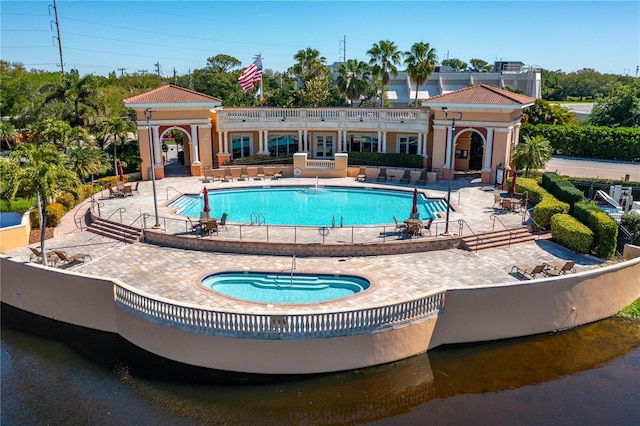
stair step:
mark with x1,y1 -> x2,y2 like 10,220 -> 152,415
460,226 -> 538,251
88,217 -> 143,243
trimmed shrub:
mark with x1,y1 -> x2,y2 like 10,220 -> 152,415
515,177 -> 547,205
56,191 -> 76,211
533,195 -> 570,228
29,209 -> 40,228
348,152 -> 424,168
621,214 -> 640,245
574,201 -> 619,259
45,203 -> 64,227
95,176 -> 120,190
551,213 -> 594,254
541,172 -> 584,213
78,184 -> 94,202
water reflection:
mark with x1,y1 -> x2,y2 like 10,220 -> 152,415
2,304 -> 639,425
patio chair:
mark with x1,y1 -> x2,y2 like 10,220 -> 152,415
416,169 -> 428,186
255,166 -> 265,180
421,218 -> 434,235
239,166 -> 249,181
356,167 -> 367,182
132,181 -> 140,195
493,193 -> 503,208
222,168 -> 233,182
399,169 -> 412,184
501,198 -> 514,212
122,185 -> 133,197
510,264 -> 546,279
28,247 -> 58,264
544,260 -> 576,276
205,219 -> 218,236
201,168 -> 215,183
53,249 -> 92,265
219,212 -> 228,230
376,168 -> 388,182
108,186 -> 124,198
188,217 -> 203,235
392,215 -> 406,232
273,168 -> 283,180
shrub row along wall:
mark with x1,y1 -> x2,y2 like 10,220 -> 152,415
550,213 -> 594,254
574,201 -> 619,259
521,123 -> 640,162
516,177 -> 569,229
29,184 -> 95,229
542,172 -> 584,214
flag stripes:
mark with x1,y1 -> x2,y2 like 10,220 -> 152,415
238,57 -> 262,93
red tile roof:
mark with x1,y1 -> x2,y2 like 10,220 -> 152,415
423,84 -> 535,106
123,84 -> 222,105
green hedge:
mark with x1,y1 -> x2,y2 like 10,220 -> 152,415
56,191 -> 76,211
348,152 -> 424,168
621,214 -> 640,245
521,123 -> 640,161
574,201 -> 619,259
551,213 -> 594,254
78,184 -> 94,201
515,177 -> 547,205
533,195 -> 570,229
29,202 -> 65,228
541,172 -> 584,213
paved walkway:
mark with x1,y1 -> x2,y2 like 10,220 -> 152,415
5,174 -> 607,314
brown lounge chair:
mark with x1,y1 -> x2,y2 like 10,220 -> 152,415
510,264 -> 546,279
28,247 -> 58,264
399,169 -> 412,184
416,169 -> 428,186
272,168 -> 283,180
544,260 -> 576,276
356,167 -> 367,182
255,166 -> 265,180
53,249 -> 92,265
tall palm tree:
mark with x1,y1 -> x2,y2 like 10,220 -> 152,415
292,48 -> 327,80
0,120 -> 18,151
65,127 -> 110,183
44,70 -> 102,127
336,60 -> 371,107
404,41 -> 438,107
96,116 -> 137,175
367,40 -> 403,107
512,135 -> 553,177
9,142 -> 80,265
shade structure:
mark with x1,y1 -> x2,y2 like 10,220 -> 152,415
117,161 -> 125,182
410,188 -> 419,219
202,187 -> 211,214
509,169 -> 517,194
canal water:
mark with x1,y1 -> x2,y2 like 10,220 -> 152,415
2,304 -> 639,425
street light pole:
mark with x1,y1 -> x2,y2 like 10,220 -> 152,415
442,107 -> 462,235
145,108 -> 161,229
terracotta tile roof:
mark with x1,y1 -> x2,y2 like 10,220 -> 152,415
123,84 -> 222,105
423,84 -> 535,106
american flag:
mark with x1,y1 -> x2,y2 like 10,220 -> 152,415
238,57 -> 262,93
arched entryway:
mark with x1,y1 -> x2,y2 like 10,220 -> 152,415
160,127 -> 192,177
469,133 -> 484,171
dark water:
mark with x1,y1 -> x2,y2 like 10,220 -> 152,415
2,305 -> 640,425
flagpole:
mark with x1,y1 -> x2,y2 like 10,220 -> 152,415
257,53 -> 263,103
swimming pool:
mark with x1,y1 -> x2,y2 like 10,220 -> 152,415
0,212 -> 23,228
172,186 -> 448,226
201,272 -> 370,304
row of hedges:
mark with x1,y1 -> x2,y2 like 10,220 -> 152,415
515,177 -> 570,228
550,214 -> 594,254
348,152 -> 424,168
541,172 -> 584,213
574,201 -> 619,259
521,123 -> 640,161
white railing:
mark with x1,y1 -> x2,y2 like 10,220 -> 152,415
217,108 -> 428,124
306,159 -> 335,170
114,285 -> 445,340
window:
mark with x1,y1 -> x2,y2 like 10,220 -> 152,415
455,149 -> 468,159
398,135 -> 418,154
267,134 -> 298,157
231,135 -> 251,159
347,134 -> 378,153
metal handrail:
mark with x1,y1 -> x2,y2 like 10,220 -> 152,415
165,186 -> 183,200
457,219 -> 484,252
489,214 -> 515,248
523,207 -> 545,235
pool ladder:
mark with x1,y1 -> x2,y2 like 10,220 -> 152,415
250,212 -> 265,225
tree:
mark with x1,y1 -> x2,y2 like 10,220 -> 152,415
43,70 -> 102,127
336,59 -> 371,107
404,42 -> 438,106
0,120 -> 18,150
441,58 -> 468,72
588,81 -> 640,127
205,54 -> 242,73
512,135 -> 552,177
9,142 -> 80,265
367,40 -> 403,107
523,99 -> 578,125
65,127 -> 110,183
95,116 -> 137,175
291,48 -> 327,83
469,58 -> 492,72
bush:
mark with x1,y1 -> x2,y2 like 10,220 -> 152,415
95,176 -> 120,190
574,201 -> 619,259
514,177 -> 547,205
621,214 -> 640,245
348,152 -> 424,168
533,195 -> 570,228
56,191 -> 76,211
78,184 -> 94,202
541,172 -> 584,213
45,203 -> 64,227
551,213 -> 594,254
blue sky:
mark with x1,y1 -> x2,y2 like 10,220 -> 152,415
2,1 -> 638,77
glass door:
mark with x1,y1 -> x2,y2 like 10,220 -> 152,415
315,134 -> 334,158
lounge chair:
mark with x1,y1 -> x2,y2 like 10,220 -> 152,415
222,168 -> 233,182
421,218 -> 434,235
28,247 -> 58,264
392,215 -> 406,232
376,168 -> 388,182
255,166 -> 265,180
239,166 -> 249,181
544,260 -> 576,276
356,167 -> 367,182
219,212 -> 228,230
416,169 -> 428,186
399,169 -> 412,184
510,264 -> 546,279
202,168 -> 215,183
53,249 -> 92,265
273,168 -> 283,180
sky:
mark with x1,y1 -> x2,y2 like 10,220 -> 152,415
1,1 -> 639,77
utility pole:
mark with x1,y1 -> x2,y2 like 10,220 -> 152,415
118,67 -> 126,77
173,67 -> 177,84
154,62 -> 161,76
339,35 -> 346,63
49,0 -> 64,73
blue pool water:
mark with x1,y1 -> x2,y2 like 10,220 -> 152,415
201,272 -> 370,304
172,186 -> 448,226
0,212 -> 23,228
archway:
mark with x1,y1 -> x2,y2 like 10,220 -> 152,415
160,126 -> 192,177
469,133 -> 484,170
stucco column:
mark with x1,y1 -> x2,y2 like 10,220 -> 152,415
443,125 -> 453,169
258,130 -> 264,154
482,128 -> 494,171
382,131 -> 387,153
190,124 -> 200,164
417,132 -> 422,156
304,130 -> 309,152
513,124 -> 521,145
377,131 -> 382,152
298,130 -> 303,152
224,131 -> 229,153
217,131 -> 223,152
152,126 -> 162,165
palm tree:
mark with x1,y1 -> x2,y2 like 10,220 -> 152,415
336,60 -> 371,107
404,41 -> 438,107
512,135 -> 553,177
292,48 -> 327,80
367,40 -> 403,107
65,127 -> 110,183
0,120 -> 18,151
96,116 -> 137,175
9,142 -> 80,265
44,70 -> 101,127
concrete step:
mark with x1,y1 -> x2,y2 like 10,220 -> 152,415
460,227 -> 539,251
87,217 -> 142,244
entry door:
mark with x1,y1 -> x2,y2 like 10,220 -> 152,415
315,134 -> 334,158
